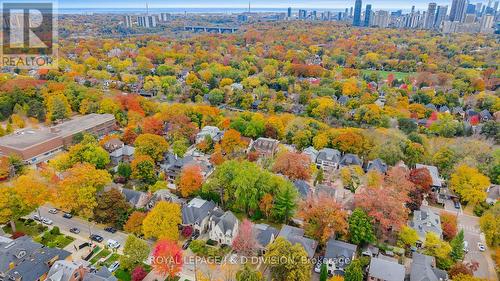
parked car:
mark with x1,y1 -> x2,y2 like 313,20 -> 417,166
69,227 -> 80,234
104,227 -> 117,233
477,242 -> 486,252
463,241 -> 469,253
48,208 -> 58,214
108,261 -> 120,273
33,214 -> 41,221
182,239 -> 191,250
62,213 -> 73,219
314,256 -> 324,273
42,218 -> 53,225
192,231 -> 200,240
454,201 -> 461,209
90,234 -> 104,242
107,239 -> 121,249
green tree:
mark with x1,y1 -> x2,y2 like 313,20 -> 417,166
236,264 -> 263,281
120,235 -> 151,270
68,134 -> 110,169
172,138 -> 189,157
134,133 -> 169,162
272,183 -> 298,223
344,260 -> 363,281
264,237 -> 312,281
320,263 -> 328,281
93,188 -> 130,226
450,230 -> 465,262
348,208 -> 376,245
117,162 -> 132,180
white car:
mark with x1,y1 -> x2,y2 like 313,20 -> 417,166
48,208 -> 58,214
33,214 -> 41,221
42,218 -> 53,225
477,242 -> 486,252
108,261 -> 120,273
463,241 -> 469,253
107,239 -> 121,249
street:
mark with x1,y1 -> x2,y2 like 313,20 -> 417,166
430,203 -> 497,280
29,205 -> 130,252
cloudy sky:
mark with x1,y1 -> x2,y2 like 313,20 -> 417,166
58,0 -> 474,11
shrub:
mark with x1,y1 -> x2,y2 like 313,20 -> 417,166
11,231 -> 25,239
189,240 -> 205,254
181,226 -> 193,238
50,226 -> 60,235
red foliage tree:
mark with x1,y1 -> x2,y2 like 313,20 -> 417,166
272,152 -> 312,181
409,168 -> 433,194
11,231 -> 25,239
440,212 -> 458,240
142,116 -> 164,135
152,239 -> 183,280
232,219 -> 257,255
122,127 -> 138,145
181,225 -> 193,238
131,266 -> 148,281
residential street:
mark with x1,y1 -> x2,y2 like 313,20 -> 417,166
429,204 -> 497,280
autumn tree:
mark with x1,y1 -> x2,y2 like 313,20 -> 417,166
134,133 -> 169,162
94,188 -> 130,226
298,194 -> 348,244
348,208 -> 376,245
449,165 -> 490,205
142,201 -> 181,240
236,264 -> 263,281
232,219 -> 257,255
259,193 -> 273,218
272,151 -> 312,181
56,163 -> 111,218
479,204 -> 500,246
67,134 -> 110,169
423,232 -> 452,269
131,266 -> 148,281
440,212 -> 458,240
151,239 -> 183,280
264,237 -> 312,281
220,129 -> 246,156
344,259 -> 364,281
46,93 -> 71,122
121,235 -> 151,270
131,155 -> 156,184
177,165 -> 203,198
0,186 -> 29,232
124,211 -> 147,236
397,226 -> 419,248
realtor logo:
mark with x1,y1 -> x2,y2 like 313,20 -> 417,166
1,1 -> 57,68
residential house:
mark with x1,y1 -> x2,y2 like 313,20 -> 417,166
302,146 -> 319,163
486,185 -> 499,205
338,95 -> 349,106
415,164 -> 443,190
196,126 -> 223,144
0,236 -> 70,281
253,224 -> 279,255
438,105 -> 450,114
425,103 -> 437,112
103,139 -> 135,165
479,109 -> 493,122
409,206 -> 443,245
452,107 -> 465,119
146,189 -> 182,210
294,180 -> 312,198
248,137 -> 280,158
316,148 -> 341,170
161,153 -> 214,183
365,158 -> 388,174
182,197 -> 217,233
362,245 -> 380,257
104,183 -> 149,209
47,260 -> 117,281
315,184 -> 337,198
208,210 -> 239,245
278,225 -> 318,259
339,154 -> 362,168
368,257 -> 405,281
410,253 -> 449,281
324,239 -> 357,276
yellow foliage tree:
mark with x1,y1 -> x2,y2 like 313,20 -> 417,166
449,165 -> 490,205
142,201 -> 181,240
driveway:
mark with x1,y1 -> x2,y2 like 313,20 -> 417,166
429,204 -> 497,280
29,205 -> 130,253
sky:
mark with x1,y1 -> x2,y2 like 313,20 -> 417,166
58,0 -> 468,11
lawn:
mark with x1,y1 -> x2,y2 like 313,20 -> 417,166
103,253 -> 121,267
114,269 -> 131,281
360,69 -> 414,80
2,219 -> 48,237
89,248 -> 111,265
33,227 -> 75,249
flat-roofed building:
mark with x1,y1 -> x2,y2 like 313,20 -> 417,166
0,114 -> 116,164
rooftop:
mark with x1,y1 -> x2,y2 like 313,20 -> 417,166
369,257 -> 405,281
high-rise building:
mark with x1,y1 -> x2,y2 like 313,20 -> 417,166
434,5 -> 448,28
287,7 -> 292,18
425,3 -> 437,29
466,3 -> 476,14
480,14 -> 495,32
494,1 -> 499,12
123,15 -> 133,28
137,15 -> 157,28
450,0 -> 468,21
311,10 -> 317,20
353,0 -> 362,26
350,7 -> 354,17
464,13 -> 476,23
299,9 -> 307,19
364,4 -> 372,26
411,5 -> 415,13
476,3 -> 483,15
160,13 -> 170,21
372,10 -> 389,27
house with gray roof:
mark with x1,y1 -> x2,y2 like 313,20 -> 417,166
0,236 -> 70,281
316,148 -> 341,170
196,126 -> 223,144
182,197 -> 217,233
409,206 -> 443,244
324,238 -> 357,276
479,109 -> 493,121
278,225 -> 318,259
161,153 -> 214,183
146,189 -> 183,210
410,253 -> 449,281
104,183 -> 148,209
368,257 -> 405,281
415,164 -> 443,190
486,185 -> 499,205
253,224 -> 279,255
365,158 -> 388,174
294,180 -> 312,198
208,210 -> 239,245
302,146 -> 319,163
339,154 -> 362,168
47,260 -> 117,281
103,139 -> 135,165
248,137 -> 280,158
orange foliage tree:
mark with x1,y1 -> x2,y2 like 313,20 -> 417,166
152,239 -> 183,280
272,151 -> 311,181
177,165 -> 203,197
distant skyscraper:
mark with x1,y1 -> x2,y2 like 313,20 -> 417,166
299,9 -> 307,19
434,5 -> 448,28
364,4 -> 372,26
411,5 -> 415,13
450,0 -> 467,21
372,10 -> 389,27
480,14 -> 495,31
287,7 -> 292,18
425,3 -> 437,29
466,3 -> 476,14
476,3 -> 483,15
353,0 -> 362,26
494,1 -> 499,11
350,7 -> 353,17
137,15 -> 157,28
123,15 -> 133,28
